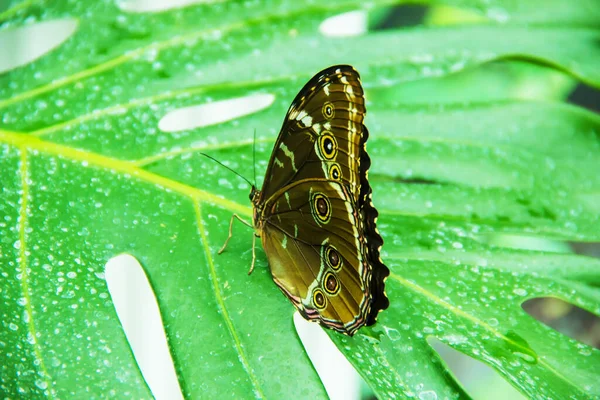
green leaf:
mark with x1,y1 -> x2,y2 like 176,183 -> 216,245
1,0 -> 599,399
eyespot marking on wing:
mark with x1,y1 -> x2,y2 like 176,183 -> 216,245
323,271 -> 340,295
325,246 -> 342,271
322,102 -> 334,119
318,131 -> 337,160
312,288 -> 327,309
328,163 -> 341,180
311,192 -> 331,224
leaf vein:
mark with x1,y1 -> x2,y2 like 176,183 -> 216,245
389,272 -> 585,395
18,147 -> 53,397
194,201 -> 265,398
0,129 -> 252,217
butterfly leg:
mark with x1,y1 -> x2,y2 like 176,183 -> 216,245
218,213 -> 253,254
248,234 -> 257,275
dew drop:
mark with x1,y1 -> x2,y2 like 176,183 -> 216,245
418,390 -> 438,400
513,351 -> 536,364
159,202 -> 177,216
34,379 -> 48,390
384,326 -> 401,341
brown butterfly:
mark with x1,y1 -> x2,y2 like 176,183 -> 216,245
220,65 -> 389,335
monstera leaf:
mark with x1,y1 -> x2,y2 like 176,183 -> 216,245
1,0 -> 599,398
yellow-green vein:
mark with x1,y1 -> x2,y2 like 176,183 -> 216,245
0,130 -> 252,217
388,272 -> 583,394
18,148 -> 53,397
194,201 -> 265,398
0,19 -> 244,110
0,0 -> 398,109
0,0 -> 38,22
134,137 -> 274,167
30,76 -> 287,138
30,89 -> 200,137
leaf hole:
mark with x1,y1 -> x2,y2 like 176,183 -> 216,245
0,18 -> 78,74
106,254 -> 184,400
567,82 -> 600,113
293,313 -> 365,400
371,5 -> 429,30
428,337 -> 526,400
158,93 -> 275,132
319,10 -> 368,38
478,233 -> 572,253
522,297 -> 600,350
118,0 -> 224,13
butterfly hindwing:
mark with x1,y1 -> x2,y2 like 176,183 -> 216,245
261,180 -> 372,334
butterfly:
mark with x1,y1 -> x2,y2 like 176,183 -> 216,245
220,65 -> 389,335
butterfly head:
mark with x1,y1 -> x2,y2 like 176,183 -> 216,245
249,185 -> 260,203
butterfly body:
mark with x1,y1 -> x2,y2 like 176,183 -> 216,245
242,65 -> 389,336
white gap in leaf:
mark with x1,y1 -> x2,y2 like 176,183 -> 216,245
428,337 -> 526,400
319,10 -> 367,38
294,313 -> 362,400
106,254 -> 184,400
0,19 -> 78,74
479,233 -> 572,253
118,0 -> 225,13
522,297 -> 600,350
158,93 -> 275,132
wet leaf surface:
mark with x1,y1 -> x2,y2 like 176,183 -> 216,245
1,0 -> 599,398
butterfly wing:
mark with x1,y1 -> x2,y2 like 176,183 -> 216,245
256,65 -> 389,334
261,179 -> 374,335
259,65 -> 365,202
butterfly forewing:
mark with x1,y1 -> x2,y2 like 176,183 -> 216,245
259,66 -> 365,202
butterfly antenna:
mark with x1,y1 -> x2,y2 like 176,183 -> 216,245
199,153 -> 253,187
252,128 -> 257,186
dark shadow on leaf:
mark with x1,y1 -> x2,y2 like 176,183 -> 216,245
567,83 -> 600,113
371,4 -> 429,30
522,297 -> 600,350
